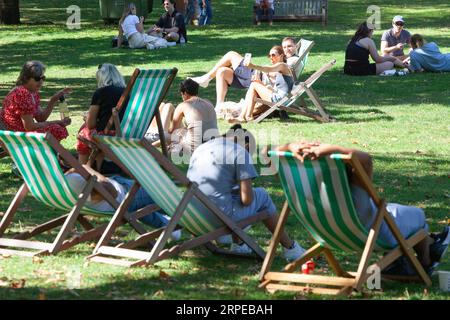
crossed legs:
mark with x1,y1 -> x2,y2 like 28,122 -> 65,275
229,81 -> 272,123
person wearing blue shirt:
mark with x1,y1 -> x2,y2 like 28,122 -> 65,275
406,34 -> 450,72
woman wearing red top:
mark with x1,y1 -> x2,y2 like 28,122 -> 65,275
0,61 -> 71,141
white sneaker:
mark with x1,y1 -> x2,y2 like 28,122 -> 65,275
190,74 -> 211,88
170,229 -> 182,241
230,242 -> 253,254
283,241 -> 306,262
146,43 -> 155,50
166,41 -> 177,47
217,225 -> 252,244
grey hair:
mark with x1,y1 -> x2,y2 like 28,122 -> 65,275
16,61 -> 46,86
96,63 -> 126,88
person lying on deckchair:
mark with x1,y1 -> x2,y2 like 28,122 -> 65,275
65,165 -> 181,240
275,141 -> 450,274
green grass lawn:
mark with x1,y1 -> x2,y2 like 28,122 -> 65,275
0,0 -> 449,300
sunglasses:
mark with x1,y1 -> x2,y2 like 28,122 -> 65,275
33,75 -> 46,82
395,22 -> 404,26
268,53 -> 279,58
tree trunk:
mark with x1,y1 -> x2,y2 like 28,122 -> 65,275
0,0 -> 20,25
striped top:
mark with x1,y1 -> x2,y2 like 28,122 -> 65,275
269,151 -> 393,252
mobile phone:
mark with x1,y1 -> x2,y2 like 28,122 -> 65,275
243,53 -> 252,65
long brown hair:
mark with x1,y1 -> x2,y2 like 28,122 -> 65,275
16,61 -> 46,86
270,45 -> 286,63
350,22 -> 374,43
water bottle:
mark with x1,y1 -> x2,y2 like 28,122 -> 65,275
59,95 -> 69,120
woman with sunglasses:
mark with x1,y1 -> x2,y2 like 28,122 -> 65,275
381,16 -> 411,61
227,46 -> 294,123
344,22 -> 406,76
76,63 -> 127,164
0,61 -> 71,141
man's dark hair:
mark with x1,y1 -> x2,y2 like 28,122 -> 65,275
180,78 -> 199,96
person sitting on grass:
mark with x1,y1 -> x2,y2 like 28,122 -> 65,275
227,45 -> 293,123
65,165 -> 181,240
381,15 -> 411,62
274,141 -> 450,274
344,22 -> 407,76
405,34 -> 450,73
76,63 -> 127,164
186,124 -> 305,261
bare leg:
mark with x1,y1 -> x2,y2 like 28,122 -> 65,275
204,51 -> 243,79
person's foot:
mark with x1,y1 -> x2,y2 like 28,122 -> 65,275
190,74 -> 211,88
429,226 -> 450,265
256,21 -> 261,26
230,242 -> 253,254
283,241 -> 306,262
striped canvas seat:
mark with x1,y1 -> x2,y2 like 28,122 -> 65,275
0,131 -> 113,216
271,151 -> 393,252
120,69 -> 175,139
259,150 -> 432,295
87,135 -> 268,267
97,136 -> 224,235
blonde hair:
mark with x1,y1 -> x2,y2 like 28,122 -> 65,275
16,61 -> 46,86
96,63 -> 126,88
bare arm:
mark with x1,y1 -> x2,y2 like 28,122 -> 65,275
239,179 -> 253,206
135,16 -> 145,33
361,38 -> 394,63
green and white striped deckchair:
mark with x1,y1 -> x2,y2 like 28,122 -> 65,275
259,151 -> 431,295
253,59 -> 336,124
0,130 -> 151,257
86,67 -> 177,169
87,135 -> 270,267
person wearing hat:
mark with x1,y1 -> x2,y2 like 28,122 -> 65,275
381,15 -> 411,61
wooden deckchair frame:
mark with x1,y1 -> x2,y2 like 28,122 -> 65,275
87,136 -> 270,267
259,153 -> 431,296
0,132 -> 153,257
85,68 -> 178,171
253,59 -> 336,124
